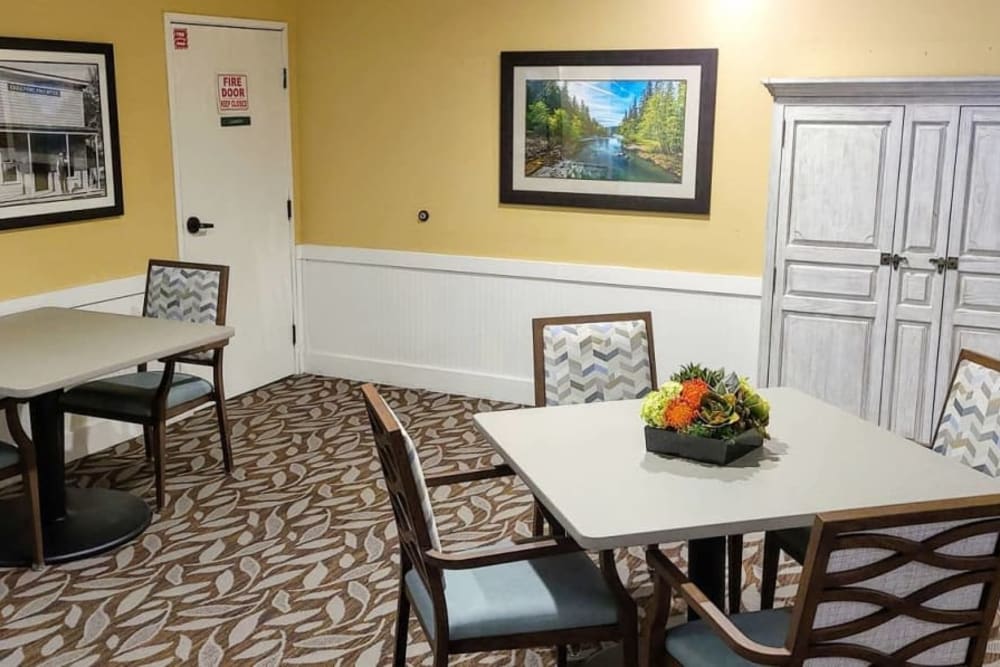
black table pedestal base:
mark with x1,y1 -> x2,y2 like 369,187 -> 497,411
0,488 -> 151,566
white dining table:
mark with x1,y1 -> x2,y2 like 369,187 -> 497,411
474,387 -> 999,614
0,307 -> 234,565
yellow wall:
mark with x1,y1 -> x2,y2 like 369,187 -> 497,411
296,0 -> 1000,277
0,0 -> 297,300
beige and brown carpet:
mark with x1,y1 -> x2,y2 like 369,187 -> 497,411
0,375 -> 997,665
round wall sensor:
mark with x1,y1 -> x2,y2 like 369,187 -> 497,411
417,210 -> 430,222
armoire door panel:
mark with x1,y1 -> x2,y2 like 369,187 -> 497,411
778,312 -> 873,417
787,122 -> 895,249
785,263 -> 877,300
881,106 -> 959,443
936,107 -> 1000,415
885,321 -> 932,440
768,105 -> 903,421
901,121 -> 952,252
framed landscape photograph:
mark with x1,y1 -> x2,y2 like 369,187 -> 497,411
500,49 -> 717,214
0,37 -> 123,230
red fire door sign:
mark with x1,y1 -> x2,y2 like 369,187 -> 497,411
173,28 -> 189,49
217,73 -> 249,113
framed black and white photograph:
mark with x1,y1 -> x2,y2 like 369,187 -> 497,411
500,49 -> 717,214
0,37 -> 123,230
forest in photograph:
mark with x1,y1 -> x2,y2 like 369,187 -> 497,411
523,79 -> 686,183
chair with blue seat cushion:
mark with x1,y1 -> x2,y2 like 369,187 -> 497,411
0,399 -> 44,569
60,259 -> 231,511
759,348 -> 1000,611
360,383 -> 638,667
646,496 -> 1000,666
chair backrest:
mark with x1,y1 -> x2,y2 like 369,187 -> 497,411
786,495 -> 1000,665
932,349 -> 1000,477
531,311 -> 657,407
360,384 -> 444,594
143,259 -> 230,363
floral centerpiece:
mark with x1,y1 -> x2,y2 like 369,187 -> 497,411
640,363 -> 771,465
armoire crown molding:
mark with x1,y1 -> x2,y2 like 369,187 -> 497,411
763,77 -> 1000,101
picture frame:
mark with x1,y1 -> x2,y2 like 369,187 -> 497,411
500,49 -> 717,215
0,36 -> 124,230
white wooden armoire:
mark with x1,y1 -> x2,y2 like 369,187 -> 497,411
758,78 -> 1000,444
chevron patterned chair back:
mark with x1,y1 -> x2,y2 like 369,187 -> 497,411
532,311 -> 657,408
144,260 -> 229,362
932,349 -> 1000,477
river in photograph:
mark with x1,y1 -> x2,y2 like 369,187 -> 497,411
557,136 -> 678,183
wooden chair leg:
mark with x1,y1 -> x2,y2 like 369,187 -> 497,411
532,499 -> 546,536
727,534 -> 743,614
20,447 -> 44,570
432,645 -> 449,667
214,395 -> 233,474
393,574 -> 409,667
142,426 -> 154,461
761,531 -> 780,610
556,645 -> 567,667
643,560 -> 671,667
152,420 -> 167,512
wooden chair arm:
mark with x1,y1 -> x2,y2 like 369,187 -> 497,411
425,537 -> 580,570
2,401 -> 31,449
646,548 -> 791,665
425,464 -> 514,487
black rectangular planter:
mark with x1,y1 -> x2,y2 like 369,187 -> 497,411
644,426 -> 763,465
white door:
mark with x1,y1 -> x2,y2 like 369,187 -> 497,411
165,17 -> 296,396
767,106 -> 904,420
880,106 -> 959,443
936,106 -> 1000,410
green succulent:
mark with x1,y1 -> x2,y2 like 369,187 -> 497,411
670,363 -> 725,386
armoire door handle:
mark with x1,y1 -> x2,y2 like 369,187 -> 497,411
929,257 -> 947,274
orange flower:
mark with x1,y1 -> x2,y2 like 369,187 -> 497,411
680,378 -> 711,408
663,398 -> 696,429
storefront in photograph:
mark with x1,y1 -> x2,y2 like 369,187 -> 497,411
0,63 -> 104,205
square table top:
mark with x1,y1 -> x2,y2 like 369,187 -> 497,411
0,308 -> 235,398
474,387 -> 1000,550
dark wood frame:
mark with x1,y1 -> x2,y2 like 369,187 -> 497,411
645,495 -> 1000,666
0,400 -> 43,568
757,348 -> 1000,611
60,259 -> 232,511
500,49 -> 718,214
361,384 -> 639,667
0,37 -> 124,230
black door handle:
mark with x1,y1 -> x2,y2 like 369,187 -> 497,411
186,216 -> 215,234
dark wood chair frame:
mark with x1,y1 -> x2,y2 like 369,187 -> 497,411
361,383 -> 639,667
60,259 -> 233,511
645,495 -> 1000,666
758,348 -> 1000,611
0,400 -> 44,568
530,311 -> 658,537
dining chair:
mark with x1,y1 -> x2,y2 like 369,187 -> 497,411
758,348 -> 1000,611
530,311 -> 657,537
360,383 -> 639,667
645,494 -> 1000,666
0,399 -> 43,569
60,259 -> 232,511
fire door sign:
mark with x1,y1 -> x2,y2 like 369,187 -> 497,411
217,73 -> 249,113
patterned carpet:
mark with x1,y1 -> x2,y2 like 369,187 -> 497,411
0,374 -> 997,666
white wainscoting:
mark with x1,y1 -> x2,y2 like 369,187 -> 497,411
298,246 -> 763,404
1,275 -> 146,461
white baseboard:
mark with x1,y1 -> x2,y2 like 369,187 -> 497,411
1,275 -> 146,460
305,351 -> 531,404
298,245 -> 763,405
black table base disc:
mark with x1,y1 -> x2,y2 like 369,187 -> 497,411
0,488 -> 152,567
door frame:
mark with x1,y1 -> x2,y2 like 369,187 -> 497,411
162,12 -> 301,374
